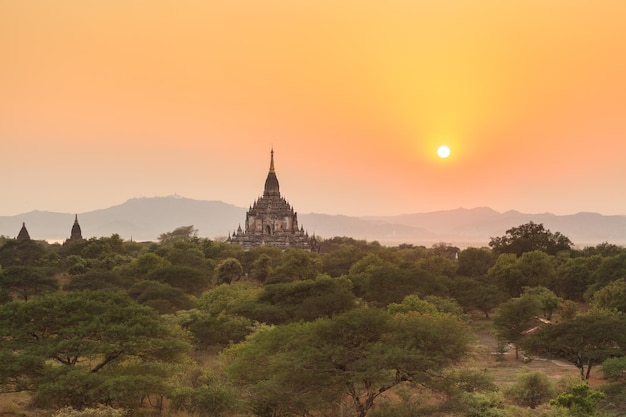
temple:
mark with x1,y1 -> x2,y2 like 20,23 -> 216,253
64,214 -> 83,245
16,222 -> 30,241
228,149 -> 316,250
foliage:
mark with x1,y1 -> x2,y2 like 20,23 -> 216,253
506,371 -> 556,409
523,286 -> 560,320
601,356 -> 626,381
0,239 -> 48,267
268,249 -> 321,283
255,274 -> 355,323
0,290 -> 189,408
489,222 -> 572,256
158,225 -> 198,245
214,257 -> 243,285
51,406 -> 127,417
64,269 -> 129,292
0,266 -> 58,301
225,307 -> 472,417
522,312 -> 626,380
493,294 -> 542,359
551,383 -> 605,417
128,280 -> 193,313
170,371 -> 242,417
590,278 -> 626,313
457,247 -> 497,278
147,265 -> 210,295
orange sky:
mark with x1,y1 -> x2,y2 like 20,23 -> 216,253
2,0 -> 626,217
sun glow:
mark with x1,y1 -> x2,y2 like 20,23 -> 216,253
437,145 -> 451,159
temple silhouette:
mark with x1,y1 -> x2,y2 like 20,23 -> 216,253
228,149 -> 316,250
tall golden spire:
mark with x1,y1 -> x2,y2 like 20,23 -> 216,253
269,147 -> 275,173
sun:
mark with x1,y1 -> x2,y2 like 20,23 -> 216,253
437,145 -> 451,159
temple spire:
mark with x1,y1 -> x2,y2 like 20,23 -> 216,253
263,148 -> 280,197
269,148 -> 275,173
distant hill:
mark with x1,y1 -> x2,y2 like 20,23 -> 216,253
1,196 -> 625,247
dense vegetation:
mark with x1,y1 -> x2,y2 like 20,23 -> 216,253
1,223 -> 626,417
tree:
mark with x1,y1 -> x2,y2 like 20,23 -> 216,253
214,257 -> 243,284
493,295 -> 542,359
225,307 -> 472,417
147,265 -> 211,295
255,274 -> 356,323
64,270 -> 129,292
451,277 -> 504,319
170,371 -> 242,417
551,383 -> 605,417
457,247 -> 496,278
0,291 -> 189,408
0,266 -> 58,301
128,280 -> 193,314
269,249 -> 321,283
0,239 -> 48,267
249,254 -> 273,283
517,250 -> 557,290
590,278 -> 626,313
555,255 -> 601,301
522,286 -> 560,320
521,312 -> 626,380
506,371 -> 555,409
488,253 -> 525,297
158,225 -> 198,245
489,222 -> 572,256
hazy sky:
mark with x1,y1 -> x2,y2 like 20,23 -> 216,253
2,1 -> 625,217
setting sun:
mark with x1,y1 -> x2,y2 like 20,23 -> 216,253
437,145 -> 451,159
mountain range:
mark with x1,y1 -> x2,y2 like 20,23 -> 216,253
2,196 -> 626,248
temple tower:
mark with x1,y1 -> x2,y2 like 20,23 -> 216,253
64,214 -> 83,245
16,222 -> 30,241
228,149 -> 316,250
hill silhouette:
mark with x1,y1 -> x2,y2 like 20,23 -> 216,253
1,196 -> 625,247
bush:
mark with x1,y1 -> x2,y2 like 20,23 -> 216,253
51,406 -> 127,417
506,371 -> 556,409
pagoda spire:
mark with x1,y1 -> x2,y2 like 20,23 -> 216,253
269,147 -> 275,173
263,148 -> 280,197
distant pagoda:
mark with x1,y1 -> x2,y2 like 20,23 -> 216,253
64,214 -> 83,245
228,149 -> 316,250
16,222 -> 30,241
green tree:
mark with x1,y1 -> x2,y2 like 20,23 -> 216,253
457,247 -> 496,278
225,307 -> 472,417
590,278 -> 626,313
63,270 -> 129,292
555,255 -> 601,301
506,371 -> 555,409
214,257 -> 243,284
489,222 -> 572,256
128,280 -> 193,314
488,253 -> 525,297
0,291 -> 189,408
452,277 -> 504,319
551,383 -> 605,417
0,239 -> 48,266
0,266 -> 58,301
517,250 -> 557,291
249,253 -> 273,282
170,371 -> 242,417
493,295 -> 542,359
158,225 -> 198,245
147,265 -> 210,295
522,312 -> 626,380
523,286 -> 560,320
269,249 -> 321,283
255,274 -> 355,323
